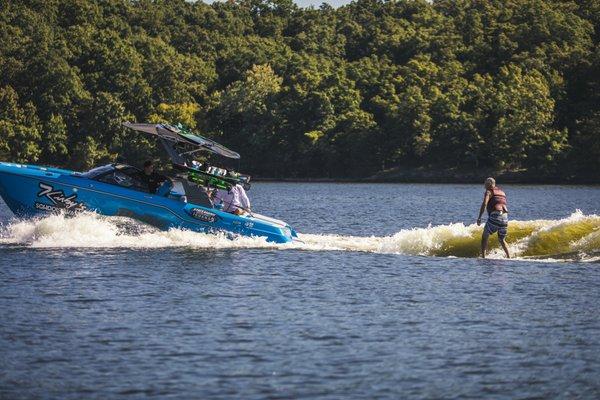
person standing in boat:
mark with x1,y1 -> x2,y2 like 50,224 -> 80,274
477,177 -> 511,259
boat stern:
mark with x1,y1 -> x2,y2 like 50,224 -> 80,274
244,213 -> 298,244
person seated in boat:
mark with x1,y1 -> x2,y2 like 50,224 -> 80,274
235,184 -> 251,214
140,160 -> 171,194
213,184 -> 251,215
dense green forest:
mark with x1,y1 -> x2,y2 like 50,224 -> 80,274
0,0 -> 598,180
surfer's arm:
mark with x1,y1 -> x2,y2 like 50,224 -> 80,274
477,191 -> 490,225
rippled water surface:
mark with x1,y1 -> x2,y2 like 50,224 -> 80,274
1,183 -> 600,399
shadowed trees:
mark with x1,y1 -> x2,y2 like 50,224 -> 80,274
0,0 -> 597,180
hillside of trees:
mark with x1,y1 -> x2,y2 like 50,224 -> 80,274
0,0 -> 598,180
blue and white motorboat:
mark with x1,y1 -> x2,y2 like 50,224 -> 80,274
0,123 -> 297,243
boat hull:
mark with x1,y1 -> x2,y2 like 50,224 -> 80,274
0,162 -> 296,243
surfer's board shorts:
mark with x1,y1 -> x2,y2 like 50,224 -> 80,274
484,211 -> 508,239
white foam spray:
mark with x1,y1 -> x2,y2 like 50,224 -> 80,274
0,211 -> 598,261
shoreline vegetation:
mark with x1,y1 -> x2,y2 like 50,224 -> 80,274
0,0 -> 599,182
255,167 -> 600,185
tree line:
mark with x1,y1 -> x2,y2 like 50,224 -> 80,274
0,0 -> 598,179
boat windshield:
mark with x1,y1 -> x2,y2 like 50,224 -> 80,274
78,162 -> 213,205
80,164 -> 115,178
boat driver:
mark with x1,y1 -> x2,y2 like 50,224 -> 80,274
140,160 -> 169,194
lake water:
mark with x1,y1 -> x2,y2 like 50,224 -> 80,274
1,183 -> 599,399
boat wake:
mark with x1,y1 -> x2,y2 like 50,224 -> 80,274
0,211 -> 599,262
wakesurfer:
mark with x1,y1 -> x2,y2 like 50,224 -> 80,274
477,177 -> 510,259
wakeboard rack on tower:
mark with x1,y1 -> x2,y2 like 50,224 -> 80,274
123,122 -> 251,191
